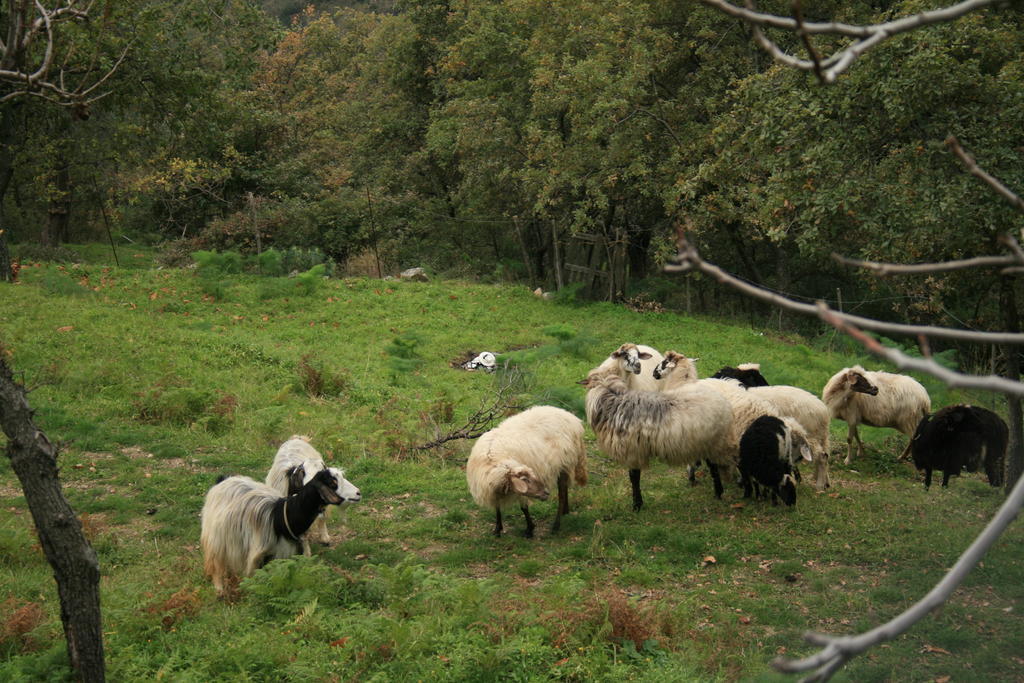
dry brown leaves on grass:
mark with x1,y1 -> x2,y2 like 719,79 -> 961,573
541,588 -> 675,650
145,587 -> 202,631
1,599 -> 46,652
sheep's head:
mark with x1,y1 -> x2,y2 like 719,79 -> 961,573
782,418 -> 814,464
778,473 -> 798,506
846,368 -> 878,396
309,469 -> 345,505
653,350 -> 697,381
611,343 -> 652,376
713,363 -> 769,388
326,467 -> 362,505
504,465 -> 549,501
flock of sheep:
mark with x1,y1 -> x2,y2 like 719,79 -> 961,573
466,343 -> 1009,537
198,343 -> 1009,593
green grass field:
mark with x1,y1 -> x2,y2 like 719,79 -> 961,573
0,253 -> 1021,681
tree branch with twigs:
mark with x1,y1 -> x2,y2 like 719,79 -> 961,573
666,47 -> 1024,683
412,366 -> 525,451
699,0 -> 1002,83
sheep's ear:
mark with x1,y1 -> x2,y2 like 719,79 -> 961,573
509,474 -> 530,495
314,480 -> 344,505
637,352 -> 652,360
800,445 -> 813,462
287,466 -> 305,495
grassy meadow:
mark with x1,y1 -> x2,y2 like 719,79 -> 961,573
0,251 -> 1021,681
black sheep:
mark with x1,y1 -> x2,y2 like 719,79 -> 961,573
911,404 -> 1007,489
712,364 -> 769,388
738,415 -> 811,506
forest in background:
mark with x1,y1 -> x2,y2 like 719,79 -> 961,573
4,0 -> 1023,364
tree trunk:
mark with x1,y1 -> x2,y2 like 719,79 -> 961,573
45,151 -> 72,246
0,104 -> 16,281
0,358 -> 105,681
1001,276 -> 1023,493
512,216 -> 536,287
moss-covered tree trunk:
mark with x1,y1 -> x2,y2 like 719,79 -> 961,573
0,357 -> 105,681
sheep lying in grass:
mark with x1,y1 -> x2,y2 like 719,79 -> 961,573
712,363 -> 769,388
739,415 -> 813,506
201,469 -> 355,596
594,343 -> 666,393
582,363 -> 735,508
747,385 -> 833,491
822,366 -> 931,464
466,405 -> 587,537
265,435 -> 361,556
911,404 -> 1008,489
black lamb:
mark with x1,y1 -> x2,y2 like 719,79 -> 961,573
738,415 -> 810,506
712,364 -> 769,388
911,404 -> 1007,489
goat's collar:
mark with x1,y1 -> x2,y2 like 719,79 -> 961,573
281,497 -> 300,542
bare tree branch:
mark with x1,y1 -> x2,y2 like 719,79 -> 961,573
946,136 -> 1024,213
665,234 -> 1024,347
1,0 -> 121,110
412,367 -> 525,451
832,251 -> 1019,276
701,0 -> 1001,82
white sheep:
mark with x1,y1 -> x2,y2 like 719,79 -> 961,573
200,469 -> 357,596
265,435 -> 361,556
654,356 -> 771,445
747,385 -> 833,491
652,352 -> 783,487
594,343 -> 666,393
581,364 -> 735,508
466,405 -> 588,537
822,365 -> 931,464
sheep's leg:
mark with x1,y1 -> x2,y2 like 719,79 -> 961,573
845,424 -> 862,465
244,551 -> 265,578
924,468 -> 933,489
210,571 -> 225,596
708,463 -> 724,500
629,469 -> 644,511
741,472 -> 753,499
552,471 -> 569,533
942,470 -> 952,488
301,536 -> 312,557
493,508 -> 503,537
521,504 -> 535,538
308,514 -> 330,545
687,463 -> 699,486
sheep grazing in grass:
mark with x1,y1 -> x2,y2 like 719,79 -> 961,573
911,404 -> 1008,489
581,364 -> 735,509
739,415 -> 813,506
466,405 -> 588,537
265,435 -> 361,556
712,363 -> 769,388
822,366 -> 931,464
201,469 -> 356,596
747,385 -> 833,491
595,343 -> 666,393
652,352 -> 783,488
